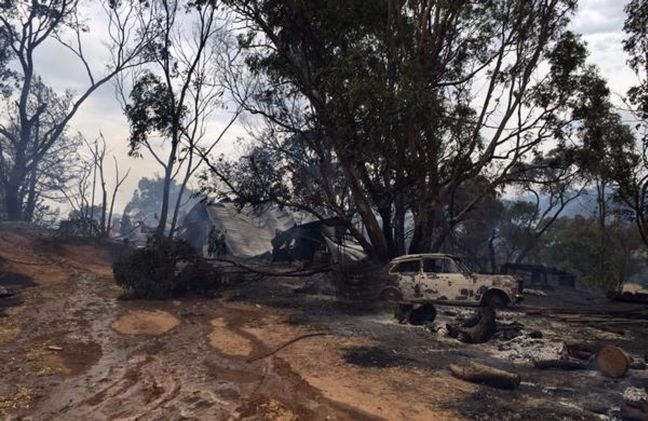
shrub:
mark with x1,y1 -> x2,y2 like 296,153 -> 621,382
331,259 -> 389,301
113,236 -> 222,299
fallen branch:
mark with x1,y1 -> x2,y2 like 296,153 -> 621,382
207,257 -> 335,278
449,362 -> 521,390
247,332 -> 331,363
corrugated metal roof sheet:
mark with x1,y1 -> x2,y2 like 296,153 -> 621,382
205,202 -> 298,258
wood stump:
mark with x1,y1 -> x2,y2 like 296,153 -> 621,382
595,345 -> 630,378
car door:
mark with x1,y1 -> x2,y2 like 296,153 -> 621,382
390,259 -> 422,300
422,257 -> 467,303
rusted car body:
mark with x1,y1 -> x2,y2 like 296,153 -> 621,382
380,253 -> 523,307
608,280 -> 648,304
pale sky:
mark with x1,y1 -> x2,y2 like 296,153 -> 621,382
28,0 -> 638,216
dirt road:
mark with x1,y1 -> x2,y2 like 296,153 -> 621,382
0,224 -> 468,420
1,223 -> 647,420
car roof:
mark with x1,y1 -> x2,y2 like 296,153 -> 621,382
390,253 -> 458,262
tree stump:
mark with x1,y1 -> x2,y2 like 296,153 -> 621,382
595,345 -> 630,378
447,307 -> 496,343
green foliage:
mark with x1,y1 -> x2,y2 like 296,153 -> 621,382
113,236 -> 222,299
125,72 -> 181,157
539,216 -> 645,288
623,0 -> 648,119
206,0 -> 592,258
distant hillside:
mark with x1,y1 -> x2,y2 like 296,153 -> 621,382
530,188 -> 629,219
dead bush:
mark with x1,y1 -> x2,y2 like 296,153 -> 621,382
332,259 -> 388,301
113,236 -> 222,299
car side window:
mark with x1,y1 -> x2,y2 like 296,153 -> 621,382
392,260 -> 420,273
423,258 -> 459,274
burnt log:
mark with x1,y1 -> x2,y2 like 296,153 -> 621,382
394,303 -> 437,325
449,362 -> 521,390
566,342 -> 601,360
447,307 -> 496,344
533,359 -> 588,370
596,345 -> 630,378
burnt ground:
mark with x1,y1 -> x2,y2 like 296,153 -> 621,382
0,222 -> 647,420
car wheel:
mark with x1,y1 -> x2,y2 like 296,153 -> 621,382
482,291 -> 509,308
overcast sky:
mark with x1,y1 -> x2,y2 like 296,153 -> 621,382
33,0 -> 637,216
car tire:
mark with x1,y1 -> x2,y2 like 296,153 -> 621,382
482,291 -> 509,308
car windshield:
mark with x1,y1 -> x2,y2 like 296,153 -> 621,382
423,258 -> 458,273
392,260 -> 420,273
452,257 -> 472,274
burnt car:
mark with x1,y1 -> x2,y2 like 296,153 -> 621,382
607,279 -> 648,304
379,253 -> 523,307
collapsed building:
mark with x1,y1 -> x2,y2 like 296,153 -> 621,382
179,200 -> 366,264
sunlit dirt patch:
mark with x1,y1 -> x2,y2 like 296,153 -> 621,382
237,395 -> 299,421
0,322 -> 21,345
58,244 -> 113,277
0,386 -> 32,416
25,342 -> 72,376
112,310 -> 180,335
208,317 -> 253,357
286,335 -> 471,421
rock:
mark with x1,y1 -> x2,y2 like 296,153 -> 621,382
623,387 -> 648,409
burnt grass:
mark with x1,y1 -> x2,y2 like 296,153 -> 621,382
342,345 -> 422,368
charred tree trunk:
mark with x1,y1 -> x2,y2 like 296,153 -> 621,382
597,179 -> 607,287
156,138 -> 178,238
5,175 -> 24,221
23,169 -> 39,222
169,148 -> 192,240
393,195 -> 406,256
339,159 -> 389,261
409,207 -> 435,254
